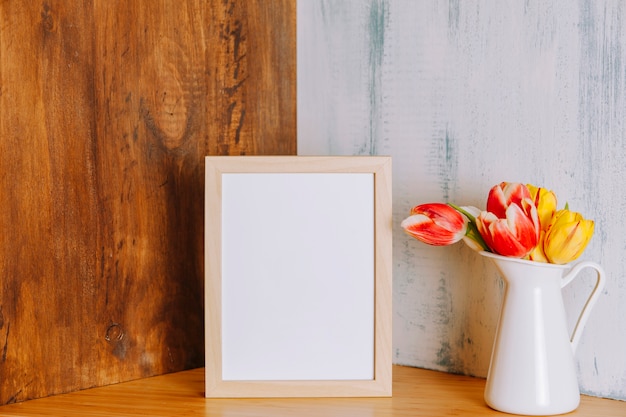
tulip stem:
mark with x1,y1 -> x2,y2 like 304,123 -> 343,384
448,203 -> 491,252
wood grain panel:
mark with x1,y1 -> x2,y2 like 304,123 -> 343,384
0,0 -> 295,404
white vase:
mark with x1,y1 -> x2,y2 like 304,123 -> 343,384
481,251 -> 605,416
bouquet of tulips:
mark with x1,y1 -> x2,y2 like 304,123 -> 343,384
401,182 -> 595,264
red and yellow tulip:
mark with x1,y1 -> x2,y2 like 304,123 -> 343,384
476,197 -> 540,258
401,203 -> 468,246
486,182 -> 531,219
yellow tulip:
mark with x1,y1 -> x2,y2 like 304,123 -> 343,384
543,209 -> 594,264
527,230 -> 549,263
527,184 -> 557,231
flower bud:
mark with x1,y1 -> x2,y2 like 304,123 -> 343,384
543,209 -> 594,264
527,184 -> 557,231
476,198 -> 540,258
401,203 -> 467,246
486,182 -> 532,219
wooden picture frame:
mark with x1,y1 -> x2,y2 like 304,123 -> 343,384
204,156 -> 392,398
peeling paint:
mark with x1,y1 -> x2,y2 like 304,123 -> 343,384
362,0 -> 388,156
435,341 -> 456,370
436,125 -> 458,201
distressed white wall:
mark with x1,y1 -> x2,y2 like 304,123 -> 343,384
297,0 -> 626,400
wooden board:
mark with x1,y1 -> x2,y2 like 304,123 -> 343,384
0,0 -> 295,404
0,366 -> 624,416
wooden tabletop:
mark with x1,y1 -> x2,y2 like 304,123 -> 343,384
0,366 -> 623,416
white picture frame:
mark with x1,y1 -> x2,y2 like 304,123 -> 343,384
204,156 -> 392,398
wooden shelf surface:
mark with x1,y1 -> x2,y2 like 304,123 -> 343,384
1,366 -> 623,416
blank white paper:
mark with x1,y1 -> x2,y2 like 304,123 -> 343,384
220,173 -> 375,381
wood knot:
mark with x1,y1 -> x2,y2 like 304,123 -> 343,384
105,323 -> 124,343
140,38 -> 201,151
41,4 -> 56,33
105,323 -> 128,359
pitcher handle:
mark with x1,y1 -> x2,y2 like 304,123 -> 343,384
561,261 -> 606,353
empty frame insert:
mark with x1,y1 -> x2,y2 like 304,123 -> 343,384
205,156 -> 392,398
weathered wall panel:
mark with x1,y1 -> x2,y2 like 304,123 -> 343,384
298,0 -> 625,400
0,0 -> 295,404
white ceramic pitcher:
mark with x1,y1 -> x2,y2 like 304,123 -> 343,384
481,251 -> 605,416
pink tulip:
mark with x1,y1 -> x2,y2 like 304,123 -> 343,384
486,182 -> 532,219
476,198 -> 540,258
401,203 -> 468,246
